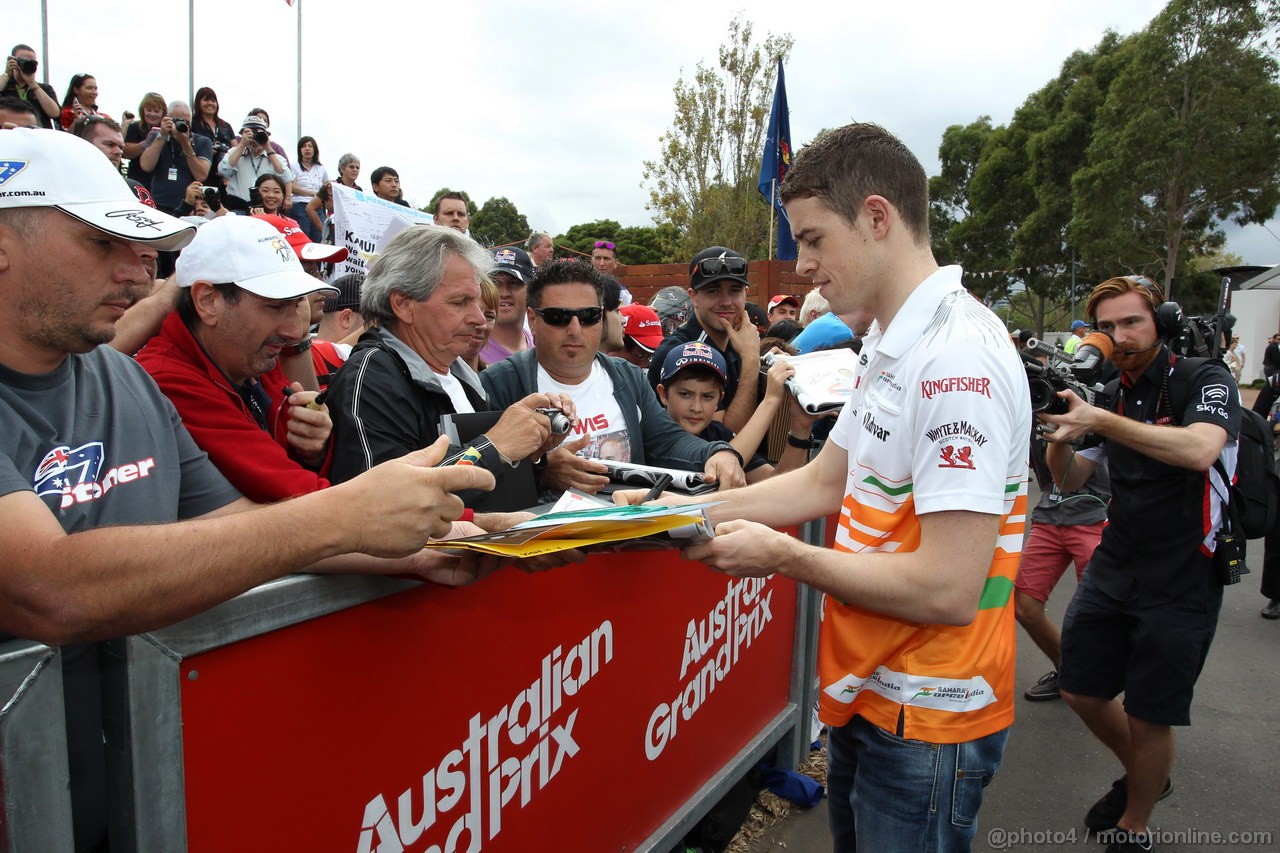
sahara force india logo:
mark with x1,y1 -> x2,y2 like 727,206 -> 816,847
823,667 -> 997,713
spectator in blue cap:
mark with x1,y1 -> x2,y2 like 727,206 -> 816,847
1064,319 -> 1089,355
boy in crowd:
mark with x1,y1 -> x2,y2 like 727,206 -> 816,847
656,341 -> 819,483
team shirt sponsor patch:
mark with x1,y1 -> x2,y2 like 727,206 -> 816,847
33,442 -> 157,508
919,375 -> 992,400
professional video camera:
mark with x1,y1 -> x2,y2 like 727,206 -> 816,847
1021,332 -> 1114,415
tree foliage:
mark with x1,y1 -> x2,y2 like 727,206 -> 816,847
1072,0 -> 1280,293
642,14 -> 793,259
470,197 -> 531,248
930,0 -> 1280,333
554,220 -> 682,265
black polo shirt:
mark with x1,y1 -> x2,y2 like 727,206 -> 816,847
1080,349 -> 1239,605
647,315 -> 745,410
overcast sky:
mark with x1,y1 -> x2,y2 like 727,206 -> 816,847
11,0 -> 1279,267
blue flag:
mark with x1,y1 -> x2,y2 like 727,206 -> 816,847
757,59 -> 796,261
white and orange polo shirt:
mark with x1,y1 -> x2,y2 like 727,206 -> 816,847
821,265 -> 1030,744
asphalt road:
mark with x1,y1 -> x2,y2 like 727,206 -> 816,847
747,495 -> 1280,852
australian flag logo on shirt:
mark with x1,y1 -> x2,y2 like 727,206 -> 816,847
33,443 -> 104,498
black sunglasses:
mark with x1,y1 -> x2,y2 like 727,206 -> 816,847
532,306 -> 603,327
697,256 -> 748,277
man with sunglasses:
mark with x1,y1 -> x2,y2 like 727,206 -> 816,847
482,259 -> 745,496
590,240 -> 618,275
0,44 -> 59,129
647,247 -> 761,433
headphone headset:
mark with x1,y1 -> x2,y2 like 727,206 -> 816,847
1122,275 -> 1183,341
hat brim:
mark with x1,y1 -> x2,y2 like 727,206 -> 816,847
770,296 -> 800,309
235,268 -> 338,300
59,201 -> 197,252
489,267 -> 529,285
298,243 -> 349,263
628,333 -> 664,352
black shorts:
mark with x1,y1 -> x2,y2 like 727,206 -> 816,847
1058,570 -> 1223,726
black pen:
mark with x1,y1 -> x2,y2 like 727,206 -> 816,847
640,473 -> 673,504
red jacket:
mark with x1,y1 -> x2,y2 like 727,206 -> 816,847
136,312 -> 331,502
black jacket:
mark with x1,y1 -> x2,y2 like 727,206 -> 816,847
327,326 -> 508,506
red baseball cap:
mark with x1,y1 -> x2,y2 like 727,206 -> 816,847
253,214 -> 349,263
620,304 -> 665,352
768,294 -> 800,312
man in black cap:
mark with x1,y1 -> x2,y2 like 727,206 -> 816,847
316,273 -> 365,345
647,247 -> 760,432
481,246 -> 534,364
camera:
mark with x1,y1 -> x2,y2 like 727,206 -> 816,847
174,119 -> 189,134
201,186 -> 222,212
211,141 -> 229,156
14,56 -> 38,75
1022,335 -> 1113,416
247,187 -> 263,209
535,408 -> 572,435
252,129 -> 269,145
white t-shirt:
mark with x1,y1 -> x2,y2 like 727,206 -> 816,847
536,361 -> 630,461
435,369 -> 475,415
293,162 -> 330,196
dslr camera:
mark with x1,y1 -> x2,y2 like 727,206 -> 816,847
174,118 -> 189,134
12,56 -> 38,76
252,129 -> 269,145
200,186 -> 222,212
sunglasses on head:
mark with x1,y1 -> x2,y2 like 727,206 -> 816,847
697,256 -> 748,277
593,241 -> 615,250
532,306 -> 603,327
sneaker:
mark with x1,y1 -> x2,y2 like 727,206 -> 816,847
1262,599 -> 1280,619
1104,829 -> 1154,852
1024,670 -> 1060,701
1085,777 -> 1174,831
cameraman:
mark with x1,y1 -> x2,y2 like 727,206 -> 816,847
137,100 -> 212,216
218,114 -> 292,212
0,44 -> 59,129
1039,275 -> 1238,853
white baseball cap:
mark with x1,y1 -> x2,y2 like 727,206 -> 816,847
0,129 -> 196,251
175,216 -> 338,299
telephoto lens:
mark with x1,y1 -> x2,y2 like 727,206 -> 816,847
174,119 -> 189,133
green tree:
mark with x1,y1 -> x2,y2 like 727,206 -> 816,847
470,197 -> 531,248
642,14 -> 793,259
556,219 -> 623,261
1072,0 -> 1280,293
421,187 -> 478,220
553,220 -> 682,266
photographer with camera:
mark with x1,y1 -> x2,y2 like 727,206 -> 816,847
1038,275 -> 1239,853
218,114 -> 293,213
0,44 -> 59,129
137,100 -> 212,216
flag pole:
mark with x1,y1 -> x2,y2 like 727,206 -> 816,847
188,0 -> 194,101
296,0 -> 303,144
767,180 -> 777,261
40,0 -> 49,85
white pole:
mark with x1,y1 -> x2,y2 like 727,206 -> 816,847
296,0 -> 303,143
40,0 -> 49,85
188,0 -> 195,101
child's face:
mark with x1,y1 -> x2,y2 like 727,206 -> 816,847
659,375 -> 725,434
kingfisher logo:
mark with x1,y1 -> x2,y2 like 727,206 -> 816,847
0,161 -> 28,185
33,443 -> 157,509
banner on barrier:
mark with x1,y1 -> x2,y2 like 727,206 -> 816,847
176,551 -> 796,852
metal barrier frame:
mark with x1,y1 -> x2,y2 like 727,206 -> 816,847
0,639 -> 74,852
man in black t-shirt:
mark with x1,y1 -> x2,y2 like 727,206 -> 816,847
647,246 -> 761,432
1040,275 -> 1239,853
0,44 -> 59,128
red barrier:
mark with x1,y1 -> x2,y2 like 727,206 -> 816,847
176,551 -> 797,852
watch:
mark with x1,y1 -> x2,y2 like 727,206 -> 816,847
787,432 -> 818,450
282,337 -> 313,357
